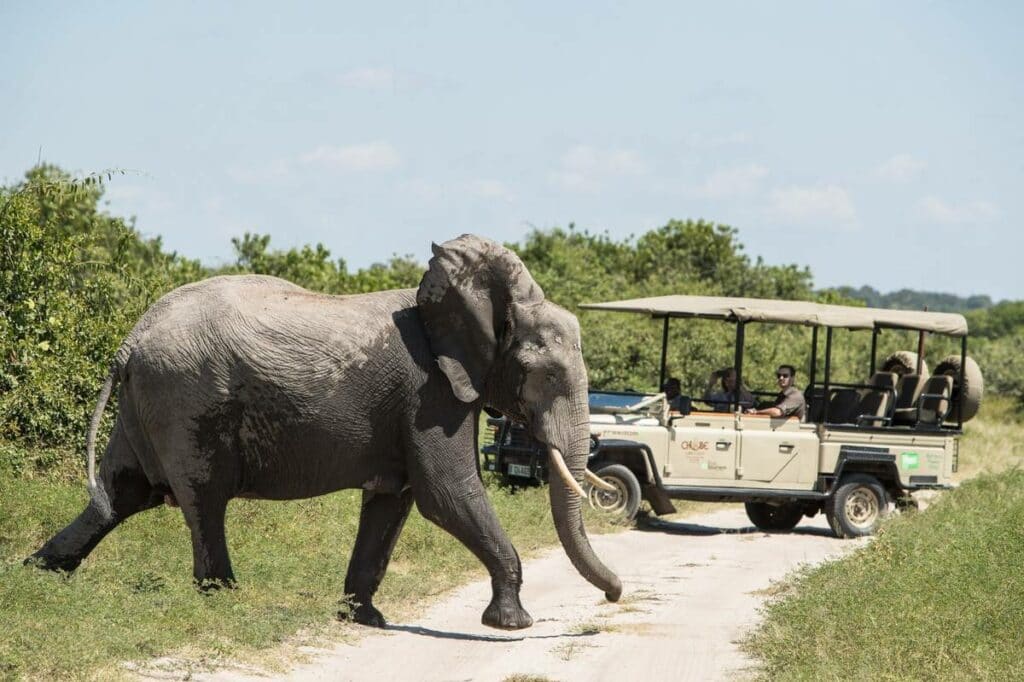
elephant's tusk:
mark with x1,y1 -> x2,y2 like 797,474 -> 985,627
548,447 -> 586,498
584,469 -> 616,492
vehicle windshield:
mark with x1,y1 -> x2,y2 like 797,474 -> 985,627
588,390 -> 651,411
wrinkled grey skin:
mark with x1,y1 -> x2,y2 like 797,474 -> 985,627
27,234 -> 621,630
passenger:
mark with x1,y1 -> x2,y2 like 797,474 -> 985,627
661,377 -> 687,412
703,367 -> 754,412
745,364 -> 806,420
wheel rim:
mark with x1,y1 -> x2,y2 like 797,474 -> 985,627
588,476 -> 628,515
844,488 -> 879,530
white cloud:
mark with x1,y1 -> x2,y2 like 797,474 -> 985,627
694,164 -> 768,199
876,153 -> 927,182
337,67 -> 395,90
549,145 -> 646,192
769,184 -> 856,223
299,142 -> 401,171
919,196 -> 998,223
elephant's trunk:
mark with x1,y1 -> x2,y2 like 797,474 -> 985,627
545,398 -> 622,602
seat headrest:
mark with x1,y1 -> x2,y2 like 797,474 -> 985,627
868,372 -> 898,390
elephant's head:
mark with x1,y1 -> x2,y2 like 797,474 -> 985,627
417,234 -> 621,601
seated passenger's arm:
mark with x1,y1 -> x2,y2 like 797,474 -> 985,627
747,405 -> 784,417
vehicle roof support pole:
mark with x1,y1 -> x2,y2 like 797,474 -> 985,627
822,327 -> 834,424
658,316 -> 670,390
870,328 -> 878,375
809,326 -> 818,390
733,321 -> 746,412
916,330 -> 926,375
957,335 -> 967,428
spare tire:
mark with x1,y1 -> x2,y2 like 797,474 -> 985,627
880,350 -> 929,379
933,355 -> 984,422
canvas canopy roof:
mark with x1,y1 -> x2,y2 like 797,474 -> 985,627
579,295 -> 968,336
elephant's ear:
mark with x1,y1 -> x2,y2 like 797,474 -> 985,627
417,234 -> 544,403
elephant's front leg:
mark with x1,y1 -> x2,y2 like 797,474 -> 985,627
342,489 -> 414,628
413,468 -> 532,630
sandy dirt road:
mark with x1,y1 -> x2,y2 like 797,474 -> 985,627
201,507 -> 866,682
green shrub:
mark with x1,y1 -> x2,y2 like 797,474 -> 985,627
0,166 -> 202,454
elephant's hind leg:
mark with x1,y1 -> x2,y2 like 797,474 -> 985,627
27,420 -> 162,572
176,491 -> 235,590
341,489 -> 414,627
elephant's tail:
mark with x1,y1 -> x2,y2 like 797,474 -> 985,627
86,368 -> 118,520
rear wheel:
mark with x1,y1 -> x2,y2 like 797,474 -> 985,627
585,464 -> 641,522
933,354 -> 984,422
880,350 -> 929,378
826,474 -> 888,538
744,501 -> 804,532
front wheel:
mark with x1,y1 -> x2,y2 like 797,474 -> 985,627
826,474 -> 889,538
585,464 -> 641,523
744,501 -> 804,532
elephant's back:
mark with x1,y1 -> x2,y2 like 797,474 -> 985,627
121,277 -> 419,387
115,275 -> 308,368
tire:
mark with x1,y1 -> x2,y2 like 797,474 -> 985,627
933,355 -> 984,422
744,501 -> 804,532
585,464 -> 641,522
880,350 -> 929,378
826,474 -> 888,538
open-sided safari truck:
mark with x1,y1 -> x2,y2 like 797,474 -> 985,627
481,295 -> 983,538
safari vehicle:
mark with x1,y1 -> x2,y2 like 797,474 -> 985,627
482,295 -> 983,538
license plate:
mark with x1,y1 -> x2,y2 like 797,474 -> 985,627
507,463 -> 533,477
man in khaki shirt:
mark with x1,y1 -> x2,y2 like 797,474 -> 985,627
745,364 -> 806,420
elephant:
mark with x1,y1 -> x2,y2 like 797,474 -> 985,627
26,234 -> 621,630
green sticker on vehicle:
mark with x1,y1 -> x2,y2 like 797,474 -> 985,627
901,452 -> 920,469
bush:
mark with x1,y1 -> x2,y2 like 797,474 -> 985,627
0,166 -> 202,453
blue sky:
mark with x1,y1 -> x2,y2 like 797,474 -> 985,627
3,1 -> 1021,299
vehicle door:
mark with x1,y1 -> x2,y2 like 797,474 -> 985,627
736,414 -> 818,486
665,410 -> 739,481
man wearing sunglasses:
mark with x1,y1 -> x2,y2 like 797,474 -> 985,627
745,364 -> 806,420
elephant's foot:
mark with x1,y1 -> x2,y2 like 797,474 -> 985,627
23,550 -> 81,573
194,576 -> 237,593
482,594 -> 533,630
338,601 -> 387,628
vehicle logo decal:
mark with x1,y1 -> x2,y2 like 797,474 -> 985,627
679,440 -> 710,451
901,452 -> 920,470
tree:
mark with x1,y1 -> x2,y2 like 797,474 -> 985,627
508,221 -> 819,393
0,166 -> 202,450
227,232 -> 423,294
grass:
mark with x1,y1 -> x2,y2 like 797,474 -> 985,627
0,454 -> 623,680
7,399 -> 1019,679
955,395 -> 1024,480
745,395 -> 1024,680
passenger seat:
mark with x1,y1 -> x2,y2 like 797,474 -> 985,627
892,373 -> 927,425
825,388 -> 860,424
917,375 -> 954,426
856,372 -> 898,425
805,386 -> 825,422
